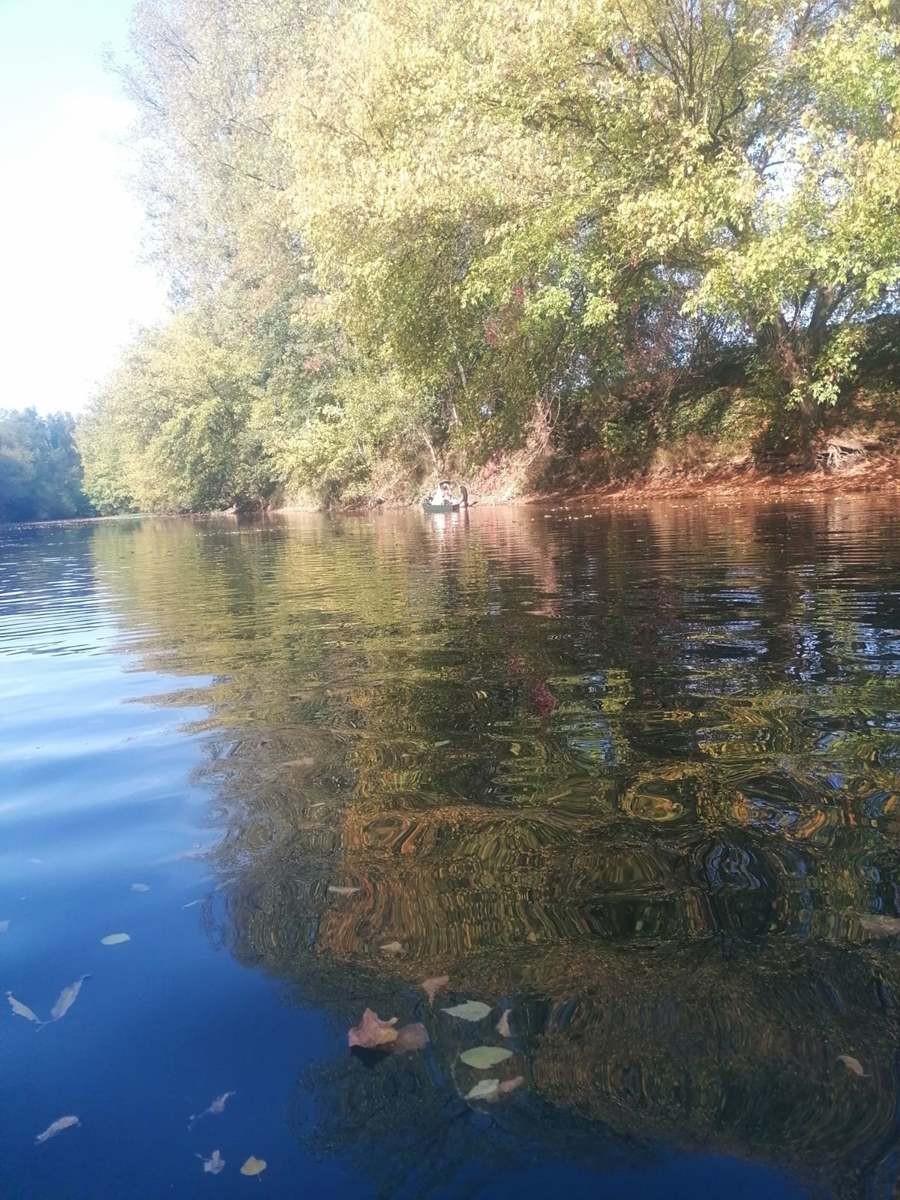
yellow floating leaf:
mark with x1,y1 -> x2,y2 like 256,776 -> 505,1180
460,1046 -> 513,1069
240,1156 -> 267,1177
838,1054 -> 867,1077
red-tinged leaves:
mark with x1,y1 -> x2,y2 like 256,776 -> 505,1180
421,975 -> 449,1004
348,1008 -> 399,1049
499,1075 -> 525,1095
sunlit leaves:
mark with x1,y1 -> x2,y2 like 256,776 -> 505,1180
442,1000 -> 492,1022
459,1046 -> 513,1069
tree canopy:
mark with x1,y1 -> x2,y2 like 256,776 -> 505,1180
79,0 -> 900,511
0,410 -> 93,523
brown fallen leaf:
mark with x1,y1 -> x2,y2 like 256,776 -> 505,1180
465,1075 -> 526,1104
240,1156 -> 267,1177
496,1009 -> 512,1038
50,976 -> 89,1023
837,1054 -> 867,1077
197,1149 -> 225,1175
498,1075 -> 525,1095
6,990 -> 43,1025
35,1115 -> 80,1143
188,1090 -> 236,1128
379,941 -> 404,956
348,1009 -> 398,1049
421,975 -> 449,1005
392,1023 -> 429,1054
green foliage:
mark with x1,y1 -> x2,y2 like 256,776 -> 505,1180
789,326 -> 869,410
80,315 -> 277,513
82,0 -> 900,511
0,410 -> 93,522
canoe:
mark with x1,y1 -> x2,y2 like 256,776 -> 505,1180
422,500 -> 460,513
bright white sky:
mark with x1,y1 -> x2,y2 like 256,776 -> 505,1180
0,0 -> 168,415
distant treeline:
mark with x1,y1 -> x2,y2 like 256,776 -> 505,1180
0,410 -> 92,523
78,0 -> 899,513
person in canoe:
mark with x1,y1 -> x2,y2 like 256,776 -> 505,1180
424,481 -> 469,511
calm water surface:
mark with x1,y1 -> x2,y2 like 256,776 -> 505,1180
2,498 -> 900,1199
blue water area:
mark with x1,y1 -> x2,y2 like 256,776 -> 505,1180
1,502 -> 899,1198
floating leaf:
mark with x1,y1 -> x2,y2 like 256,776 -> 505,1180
421,975 -> 450,1005
240,1156 -> 267,1177
6,990 -> 42,1025
460,1046 -> 513,1069
496,1009 -> 512,1038
379,941 -> 404,956
130,883 -> 150,893
838,1054 -> 867,1077
50,975 -> 89,1022
35,1115 -> 80,1143
100,933 -> 130,946
465,1079 -> 500,1100
327,886 -> 360,897
393,1023 -> 429,1053
209,1091 -> 235,1114
198,1149 -> 225,1175
442,1000 -> 491,1022
348,1009 -> 398,1049
0,920 -> 10,934
189,1090 -> 236,1128
464,1076 -> 525,1103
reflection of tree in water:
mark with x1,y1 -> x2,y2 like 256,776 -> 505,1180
91,500 -> 900,1198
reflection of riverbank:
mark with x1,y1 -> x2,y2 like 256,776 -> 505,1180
88,499 -> 900,1198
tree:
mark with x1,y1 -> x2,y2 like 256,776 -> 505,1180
80,314 -> 277,512
0,410 -> 93,522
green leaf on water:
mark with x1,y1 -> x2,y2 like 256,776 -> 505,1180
441,1000 -> 491,1022
465,1079 -> 500,1100
460,1046 -> 513,1069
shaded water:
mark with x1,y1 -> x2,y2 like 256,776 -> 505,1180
2,498 -> 900,1199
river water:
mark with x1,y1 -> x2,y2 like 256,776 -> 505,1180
1,498 -> 899,1199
